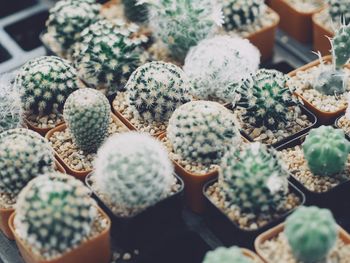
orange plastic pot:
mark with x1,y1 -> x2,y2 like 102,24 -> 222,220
242,249 -> 264,263
9,206 -> 111,263
312,11 -> 333,56
269,0 -> 325,43
25,118 -> 64,137
255,223 -> 350,263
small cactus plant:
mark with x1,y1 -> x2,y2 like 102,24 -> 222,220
328,0 -> 350,24
15,56 -> 79,115
219,142 -> 289,214
167,101 -> 240,165
0,128 -> 55,196
94,132 -> 174,216
202,247 -> 253,263
122,0 -> 148,23
126,61 -> 191,122
63,88 -> 111,153
285,206 -> 338,262
15,172 -> 97,256
332,22 -> 350,68
303,126 -> 350,176
184,35 -> 260,102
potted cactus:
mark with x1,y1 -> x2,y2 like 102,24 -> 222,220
9,172 -> 111,263
203,246 -> 263,263
255,206 -> 350,262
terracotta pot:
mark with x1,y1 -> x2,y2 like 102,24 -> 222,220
9,206 -> 111,263
312,10 -> 333,56
255,223 -> 350,263
269,0 -> 325,43
25,118 -> 64,137
242,249 -> 264,262
54,160 -> 66,174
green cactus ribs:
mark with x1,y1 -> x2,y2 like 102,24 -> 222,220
203,247 -> 253,263
328,0 -> 350,24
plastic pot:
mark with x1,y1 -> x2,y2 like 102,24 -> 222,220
9,206 -> 111,263
312,10 -> 333,56
203,179 -> 305,249
334,114 -> 350,141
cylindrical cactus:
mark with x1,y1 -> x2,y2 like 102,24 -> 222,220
303,126 -> 350,176
15,56 -> 79,115
94,132 -> 174,216
0,128 -> 55,196
63,88 -> 111,153
328,0 -> 350,24
167,101 -> 240,165
332,23 -> 350,69
203,247 -> 253,263
122,0 -> 148,23
126,61 -> 191,122
285,206 -> 337,262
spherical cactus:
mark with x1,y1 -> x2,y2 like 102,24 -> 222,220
328,0 -> 350,24
0,128 -> 55,196
126,61 -> 191,122
303,126 -> 350,176
15,172 -> 97,256
73,19 -> 148,96
63,89 -> 111,153
233,69 -> 298,131
285,206 -> 337,262
222,0 -> 266,31
219,142 -> 288,214
314,66 -> 347,95
122,0 -> 148,23
15,56 -> 79,115
94,132 -> 174,215
203,247 -> 253,263
167,101 -> 240,165
184,36 -> 260,102
332,23 -> 350,68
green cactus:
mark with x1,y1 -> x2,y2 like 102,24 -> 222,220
167,101 -> 240,165
0,128 -> 55,196
219,142 -> 288,214
122,0 -> 148,23
94,132 -> 174,215
202,247 -> 253,263
15,172 -> 97,255
15,56 -> 79,115
285,206 -> 337,262
314,67 -> 347,95
63,88 -> 111,153
126,61 -> 191,122
303,126 -> 350,176
328,0 -> 350,24
332,23 -> 350,68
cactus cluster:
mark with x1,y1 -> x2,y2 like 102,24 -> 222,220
219,142 -> 289,214
94,132 -> 174,216
0,128 -> 54,196
285,206 -> 337,262
328,0 -> 350,24
63,88 -> 111,153
232,69 -> 298,131
15,172 -> 97,255
303,126 -> 350,176
15,56 -> 79,115
203,247 -> 253,263
184,36 -> 260,102
122,0 -> 148,23
126,61 -> 191,122
167,101 -> 240,165
73,19 -> 148,96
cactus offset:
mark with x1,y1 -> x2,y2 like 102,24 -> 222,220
122,0 -> 148,23
328,0 -> 350,24
203,247 -> 253,263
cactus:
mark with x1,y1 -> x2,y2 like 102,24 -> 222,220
328,0 -> 350,24
73,19 -> 148,96
184,36 -> 260,102
63,89 -> 110,153
15,56 -> 79,115
222,0 -> 266,31
285,206 -> 337,262
232,69 -> 298,131
332,23 -> 350,68
303,126 -> 350,176
140,0 -> 224,62
219,142 -> 289,214
126,61 -> 191,122
203,247 -> 253,263
122,0 -> 148,23
167,101 -> 240,165
0,128 -> 55,196
94,132 -> 174,216
15,172 -> 97,255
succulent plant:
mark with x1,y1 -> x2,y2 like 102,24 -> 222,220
73,19 -> 148,96
184,36 -> 260,102
328,0 -> 350,24
15,172 -> 97,256
122,0 -> 148,23
303,126 -> 350,176
15,56 -> 79,115
140,0 -> 224,62
126,61 -> 191,122
314,67 -> 347,95
63,88 -> 111,153
94,132 -> 174,216
285,206 -> 337,262
0,128 -> 55,196
332,22 -> 350,68
219,142 -> 289,214
203,247 -> 253,263
167,101 -> 240,165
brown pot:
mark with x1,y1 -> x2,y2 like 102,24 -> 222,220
269,0 -> 325,43
242,249 -> 264,263
312,11 -> 333,56
9,206 -> 111,263
255,223 -> 350,263
25,118 -> 64,137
